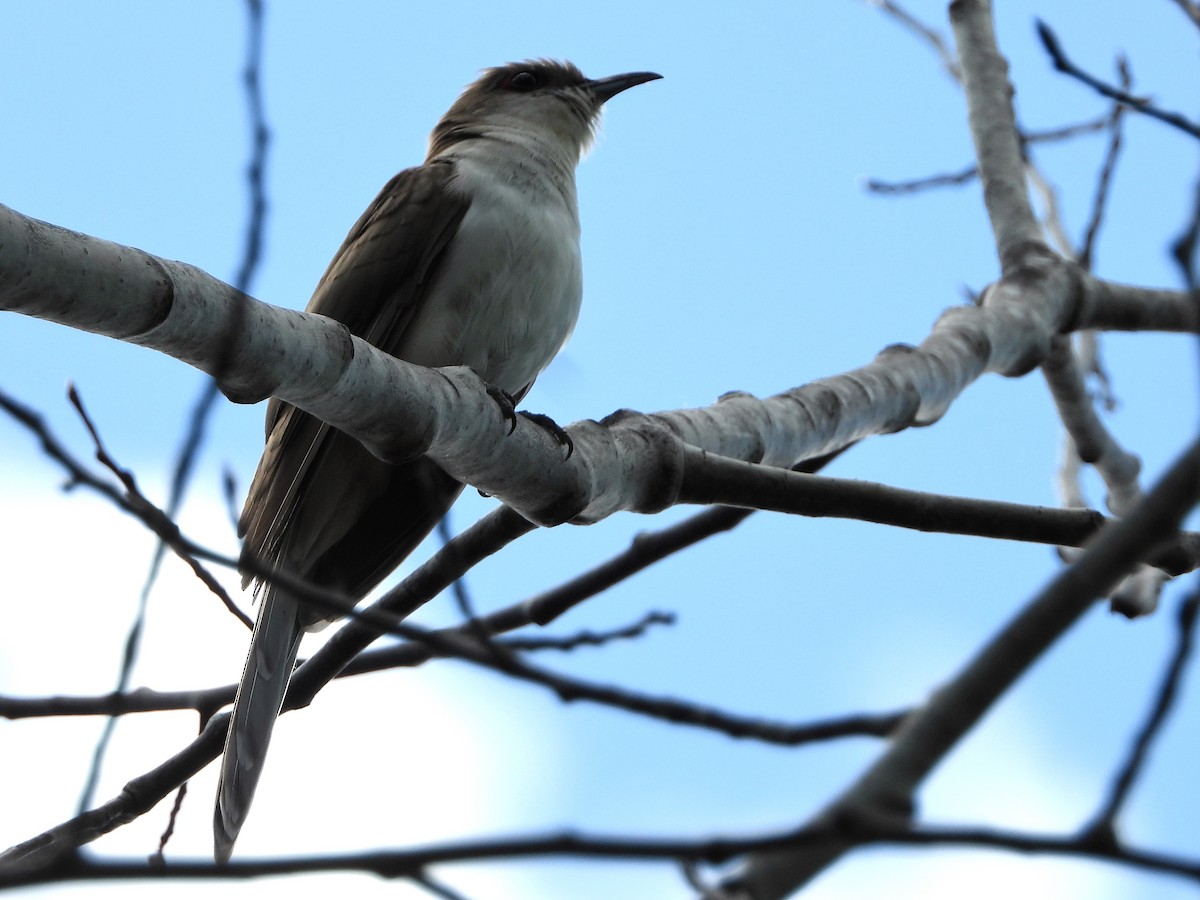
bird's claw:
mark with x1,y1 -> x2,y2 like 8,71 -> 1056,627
520,411 -> 574,459
485,384 -> 519,434
484,384 -> 572,458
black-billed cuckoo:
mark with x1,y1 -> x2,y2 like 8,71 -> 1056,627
215,60 -> 660,861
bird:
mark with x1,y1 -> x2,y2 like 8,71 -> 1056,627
214,59 -> 661,862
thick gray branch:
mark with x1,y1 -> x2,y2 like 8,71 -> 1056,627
0,200 -> 1192,533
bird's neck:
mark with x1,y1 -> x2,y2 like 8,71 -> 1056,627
427,117 -> 582,209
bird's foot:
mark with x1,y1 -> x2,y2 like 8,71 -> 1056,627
483,384 -> 573,458
485,384 -> 519,434
520,411 -> 574,460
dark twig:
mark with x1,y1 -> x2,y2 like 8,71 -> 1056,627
75,0 -> 270,820
356,615 -> 912,747
1077,58 -> 1131,271
1027,116 -> 1112,144
6,818 -> 1200,888
505,611 -> 676,651
1085,588 -> 1200,844
679,450 -> 1200,576
164,0 -> 270,524
438,515 -> 478,622
221,465 -> 240,535
1170,165 -> 1200,289
412,871 -> 473,900
727,434 -> 1200,895
1037,20 -> 1200,140
865,0 -> 1107,199
866,162 -> 979,195
4,383 -> 350,637
0,542 -> 897,875
0,386 -> 249,627
152,783 -> 188,864
2,384 -> 414,638
60,385 -> 249,818
0,613 -> 677,720
524,444 -> 851,627
865,119 -> 1112,196
524,506 -> 752,625
2,615 -> 897,751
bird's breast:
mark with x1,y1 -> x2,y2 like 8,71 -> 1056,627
397,157 -> 584,394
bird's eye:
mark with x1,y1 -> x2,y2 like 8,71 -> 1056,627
507,71 -> 540,91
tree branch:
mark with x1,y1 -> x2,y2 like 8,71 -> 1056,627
5,818 -> 1200,889
1036,20 -> 1200,140
727,435 -> 1200,897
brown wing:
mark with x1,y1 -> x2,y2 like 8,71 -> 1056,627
239,160 -> 469,609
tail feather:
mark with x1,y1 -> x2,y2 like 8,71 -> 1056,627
214,591 -> 304,862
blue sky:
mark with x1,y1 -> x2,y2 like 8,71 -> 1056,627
2,2 -> 1198,898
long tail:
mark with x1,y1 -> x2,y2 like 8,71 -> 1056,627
214,590 -> 304,862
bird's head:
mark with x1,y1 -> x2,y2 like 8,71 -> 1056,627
428,60 -> 661,162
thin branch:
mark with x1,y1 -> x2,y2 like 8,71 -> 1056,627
0,388 -> 249,627
152,783 -> 188,864
1037,19 -> 1200,140
412,871 -> 473,900
678,449 -> 1200,576
1042,327 -> 1160,617
4,573 -> 890,744
526,509 -> 752,626
504,611 -> 676,651
1170,164 -> 1200,289
866,118 -> 1110,196
865,162 -> 979,195
524,445 -> 852,627
1077,59 -> 1131,270
867,0 -> 962,82
0,581 -> 902,875
0,613 -> 678,719
163,0 -> 269,546
729,437 -> 1200,891
1027,116 -> 1110,144
391,617 -> 910,745
5,818 -> 1200,888
1085,587 -> 1200,841
221,465 -> 240,534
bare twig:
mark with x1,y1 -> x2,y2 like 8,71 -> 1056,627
1027,116 -> 1111,144
729,432 -> 1200,895
524,445 -> 851,627
0,613 -> 674,720
5,818 -> 1200,888
678,450 -> 1200,576
865,162 -> 979,195
1086,588 -> 1200,843
1037,20 -> 1200,140
867,0 -> 961,82
152,783 -> 188,864
866,118 -> 1110,196
412,871 -> 473,900
505,611 -> 675,651
0,387 -> 248,627
1077,59 -> 1131,270
1170,165 -> 1200,288
164,0 -> 269,547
